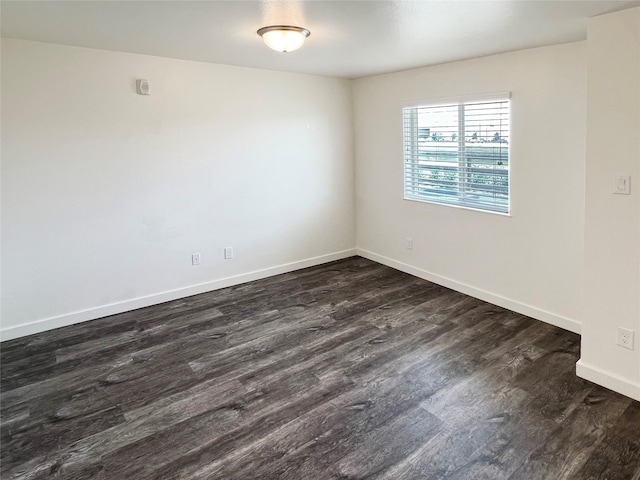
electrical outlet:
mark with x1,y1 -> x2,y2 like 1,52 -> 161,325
191,253 -> 201,266
617,327 -> 634,350
406,237 -> 413,250
224,247 -> 233,260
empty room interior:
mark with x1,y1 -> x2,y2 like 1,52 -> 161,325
1,0 -> 640,478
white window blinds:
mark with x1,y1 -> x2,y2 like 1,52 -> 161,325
403,97 -> 510,214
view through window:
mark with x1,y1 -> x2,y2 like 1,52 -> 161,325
403,97 -> 510,214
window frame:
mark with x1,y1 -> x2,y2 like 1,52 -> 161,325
402,93 -> 511,216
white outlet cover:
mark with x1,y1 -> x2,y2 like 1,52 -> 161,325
617,327 -> 634,350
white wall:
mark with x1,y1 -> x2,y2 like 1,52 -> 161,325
577,7 -> 640,401
353,42 -> 587,334
2,22 -> 638,402
0,39 -> 356,339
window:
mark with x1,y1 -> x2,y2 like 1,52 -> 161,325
403,96 -> 510,214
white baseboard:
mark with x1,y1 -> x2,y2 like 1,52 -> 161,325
0,249 -> 357,341
576,360 -> 640,402
6,248 -> 636,403
357,248 -> 582,335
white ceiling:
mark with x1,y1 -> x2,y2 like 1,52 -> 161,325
1,0 -> 638,79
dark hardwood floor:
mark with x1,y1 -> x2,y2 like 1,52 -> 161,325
2,257 -> 639,479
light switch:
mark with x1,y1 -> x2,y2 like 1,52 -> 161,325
613,174 -> 630,195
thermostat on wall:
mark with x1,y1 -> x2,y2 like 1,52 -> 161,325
136,79 -> 150,95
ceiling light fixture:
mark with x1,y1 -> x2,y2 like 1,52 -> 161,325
257,25 -> 310,53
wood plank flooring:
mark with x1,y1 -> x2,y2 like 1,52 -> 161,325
2,257 -> 639,479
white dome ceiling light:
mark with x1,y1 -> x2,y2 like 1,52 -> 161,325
257,25 -> 310,53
